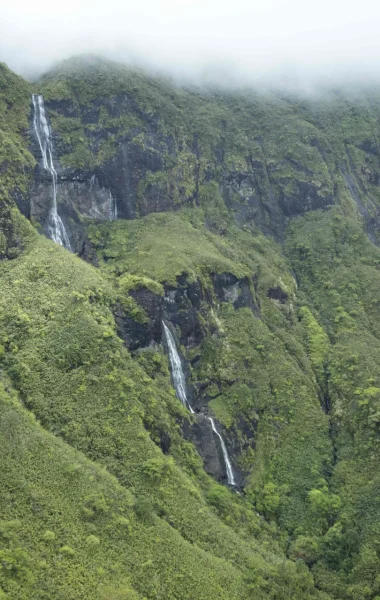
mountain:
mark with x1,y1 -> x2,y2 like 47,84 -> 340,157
1,55 -> 380,599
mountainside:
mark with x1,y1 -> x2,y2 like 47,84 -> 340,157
2,56 -> 380,599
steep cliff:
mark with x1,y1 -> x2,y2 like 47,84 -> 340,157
2,55 -> 380,599
24,57 -> 380,245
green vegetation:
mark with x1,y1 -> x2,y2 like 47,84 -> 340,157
0,63 -> 34,259
3,55 -> 380,599
284,208 -> 380,597
0,209 -> 331,599
87,212 -> 249,285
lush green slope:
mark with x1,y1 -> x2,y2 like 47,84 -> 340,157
87,210 -> 333,534
0,63 -> 34,258
0,374 -> 245,600
0,210 -> 327,600
2,56 -> 380,600
286,209 -> 380,597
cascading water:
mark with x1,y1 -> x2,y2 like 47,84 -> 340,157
162,320 -> 236,486
162,321 -> 195,413
111,194 -> 118,220
32,94 -> 71,251
208,417 -> 236,486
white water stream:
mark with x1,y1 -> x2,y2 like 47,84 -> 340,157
32,94 -> 71,250
207,417 -> 236,486
162,320 -> 236,486
162,321 -> 195,413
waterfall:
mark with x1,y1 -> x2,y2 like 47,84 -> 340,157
208,417 -> 236,486
162,320 -> 236,486
162,322 -> 195,413
112,195 -> 118,220
32,94 -> 71,251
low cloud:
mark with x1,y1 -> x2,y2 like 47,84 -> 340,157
2,0 -> 380,89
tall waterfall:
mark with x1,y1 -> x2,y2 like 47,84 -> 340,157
208,417 -> 236,486
162,320 -> 236,486
32,94 -> 71,251
162,322 -> 195,413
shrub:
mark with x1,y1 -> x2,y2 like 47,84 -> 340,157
98,583 -> 140,600
289,535 -> 320,566
42,530 -> 55,542
59,546 -> 75,556
134,497 -> 154,525
86,534 -> 100,546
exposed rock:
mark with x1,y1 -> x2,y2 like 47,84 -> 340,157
28,174 -> 116,252
114,288 -> 163,351
22,67 -> 380,254
158,429 -> 171,455
222,168 -> 286,237
25,92 -> 341,247
342,169 -> 380,243
212,272 -> 258,312
267,286 -> 288,303
113,273 -> 206,354
183,414 -> 226,482
278,180 -> 334,217
222,162 -> 335,238
163,275 -> 204,348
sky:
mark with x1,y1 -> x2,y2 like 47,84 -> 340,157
2,0 -> 380,87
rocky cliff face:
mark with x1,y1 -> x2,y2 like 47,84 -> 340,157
23,57 -> 380,253
26,106 -> 340,248
111,269 -> 254,483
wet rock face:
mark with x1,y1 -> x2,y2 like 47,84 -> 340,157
114,271 -> 259,354
164,276 -> 204,348
222,163 -> 335,238
267,286 -> 288,303
212,272 -> 259,313
342,169 -> 380,243
223,169 -> 285,237
107,136 -> 178,220
58,176 -> 116,221
183,415 -> 227,482
278,180 -> 334,217
158,429 -> 171,455
182,415 -> 244,486
111,274 -> 206,353
25,94 -> 184,250
114,288 -> 164,351
24,93 -> 350,247
28,175 -> 117,250
161,272 -> 259,351
26,106 -> 119,253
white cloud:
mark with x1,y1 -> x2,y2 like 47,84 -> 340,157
1,0 -> 380,86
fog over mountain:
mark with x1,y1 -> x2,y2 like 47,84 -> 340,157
2,0 -> 380,88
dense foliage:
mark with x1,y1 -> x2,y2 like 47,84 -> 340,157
2,56 -> 380,599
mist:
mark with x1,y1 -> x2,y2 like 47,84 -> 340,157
2,0 -> 380,89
